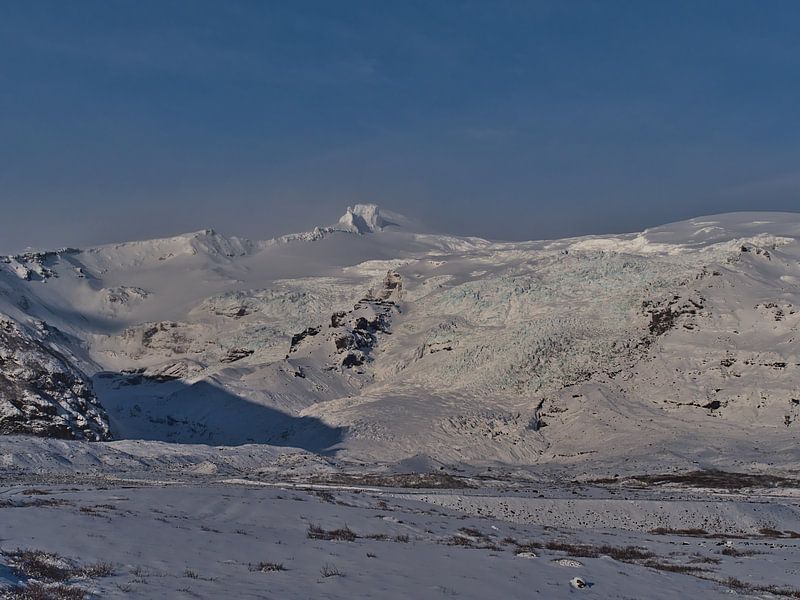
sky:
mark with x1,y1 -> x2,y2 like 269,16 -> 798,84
1,1 -> 799,253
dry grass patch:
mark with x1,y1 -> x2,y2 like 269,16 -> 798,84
4,549 -> 75,582
3,582 -> 87,600
643,560 -> 709,574
630,470 -> 800,489
545,542 -> 655,561
312,472 -> 474,489
2,548 -> 115,584
249,562 -> 287,573
687,553 -> 721,564
650,527 -> 709,536
720,547 -> 761,557
320,563 -> 344,578
722,577 -> 800,598
307,524 -> 358,542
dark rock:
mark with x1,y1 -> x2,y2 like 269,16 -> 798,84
289,326 -> 321,353
220,348 -> 254,363
334,335 -> 354,352
643,296 -> 705,336
0,319 -> 110,440
342,353 -> 365,367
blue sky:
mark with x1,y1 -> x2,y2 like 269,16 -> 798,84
1,1 -> 799,252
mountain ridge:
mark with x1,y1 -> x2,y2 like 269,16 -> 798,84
0,207 -> 799,477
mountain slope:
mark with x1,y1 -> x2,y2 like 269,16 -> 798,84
0,318 -> 109,440
1,206 -> 799,473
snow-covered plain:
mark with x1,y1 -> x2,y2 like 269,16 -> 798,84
1,205 -> 800,598
2,476 -> 799,600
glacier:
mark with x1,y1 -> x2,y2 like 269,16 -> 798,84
1,205 -> 799,599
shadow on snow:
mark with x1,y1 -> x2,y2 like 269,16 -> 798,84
93,372 -> 344,455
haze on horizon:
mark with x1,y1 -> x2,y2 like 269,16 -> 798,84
2,1 -> 799,254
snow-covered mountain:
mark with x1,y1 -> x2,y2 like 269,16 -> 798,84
2,204 -> 799,473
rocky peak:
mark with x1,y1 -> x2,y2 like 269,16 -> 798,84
337,204 -> 391,234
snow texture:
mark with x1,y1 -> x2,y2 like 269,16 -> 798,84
1,207 -> 800,598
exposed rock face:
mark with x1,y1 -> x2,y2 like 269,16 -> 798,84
221,348 -> 255,363
1,248 -> 79,281
0,319 -> 110,440
288,271 -> 402,370
289,327 -> 322,353
326,270 -> 402,369
642,295 -> 705,335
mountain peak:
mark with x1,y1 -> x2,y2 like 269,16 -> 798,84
337,204 -> 395,234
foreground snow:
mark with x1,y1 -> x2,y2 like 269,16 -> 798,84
2,474 -> 798,599
1,434 -> 799,598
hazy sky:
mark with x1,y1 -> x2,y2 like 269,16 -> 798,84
2,1 -> 799,253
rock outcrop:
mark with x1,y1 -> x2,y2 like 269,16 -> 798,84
0,319 -> 110,440
288,270 -> 402,370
